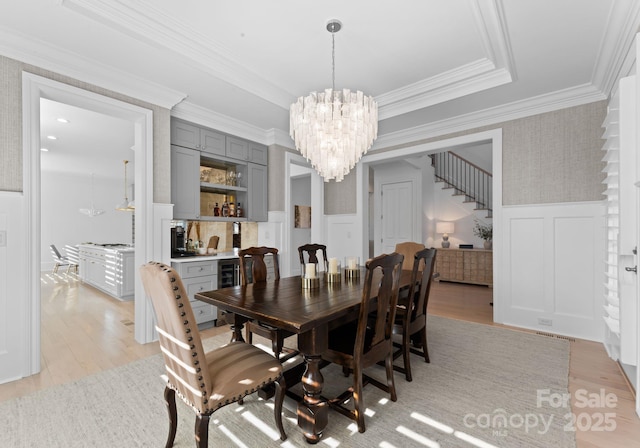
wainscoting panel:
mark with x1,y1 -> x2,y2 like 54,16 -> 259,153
0,192 -> 27,384
500,201 -> 605,342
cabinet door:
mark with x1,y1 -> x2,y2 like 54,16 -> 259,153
248,141 -> 268,165
226,136 -> 249,161
200,129 -> 226,157
171,145 -> 200,219
247,162 -> 268,221
119,252 -> 136,298
171,120 -> 200,150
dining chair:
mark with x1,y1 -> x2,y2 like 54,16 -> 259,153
321,252 -> 404,433
394,241 -> 425,271
239,247 -> 297,362
298,243 -> 328,273
391,247 -> 437,382
139,262 -> 287,448
50,244 -> 78,274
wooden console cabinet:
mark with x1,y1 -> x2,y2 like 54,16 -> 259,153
435,248 -> 493,287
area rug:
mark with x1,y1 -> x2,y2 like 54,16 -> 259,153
0,316 -> 575,447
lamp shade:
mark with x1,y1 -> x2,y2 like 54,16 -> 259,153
436,221 -> 454,235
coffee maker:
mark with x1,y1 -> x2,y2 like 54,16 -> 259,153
171,225 -> 196,257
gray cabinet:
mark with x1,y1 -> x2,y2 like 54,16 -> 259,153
248,141 -> 268,165
171,145 -> 201,219
247,162 -> 268,221
226,136 -> 249,161
171,119 -> 225,156
171,260 -> 218,325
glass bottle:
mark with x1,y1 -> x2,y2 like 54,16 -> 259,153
221,201 -> 229,217
236,202 -> 243,218
229,201 -> 235,217
213,202 -> 220,217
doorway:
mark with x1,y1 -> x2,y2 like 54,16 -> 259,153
22,73 -> 155,377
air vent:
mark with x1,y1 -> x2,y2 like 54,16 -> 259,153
536,331 -> 575,342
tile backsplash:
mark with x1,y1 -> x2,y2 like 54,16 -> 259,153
183,221 -> 257,251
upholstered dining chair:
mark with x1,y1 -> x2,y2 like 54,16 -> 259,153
390,247 -> 437,382
394,241 -> 426,271
321,252 -> 404,433
139,262 -> 287,448
298,243 -> 328,273
239,247 -> 297,362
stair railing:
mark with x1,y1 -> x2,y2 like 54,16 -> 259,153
430,151 -> 492,214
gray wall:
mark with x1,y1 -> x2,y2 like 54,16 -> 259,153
0,55 -> 172,202
279,101 -> 606,214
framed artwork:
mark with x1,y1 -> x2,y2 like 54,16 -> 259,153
295,205 -> 311,228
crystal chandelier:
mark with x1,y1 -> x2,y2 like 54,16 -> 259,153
290,20 -> 378,182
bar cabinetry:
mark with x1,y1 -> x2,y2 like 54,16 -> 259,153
435,248 -> 492,287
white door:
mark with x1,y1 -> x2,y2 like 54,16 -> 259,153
379,181 -> 414,254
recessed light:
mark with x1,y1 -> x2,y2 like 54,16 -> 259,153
56,118 -> 69,123
47,135 -> 57,140
40,148 -> 49,152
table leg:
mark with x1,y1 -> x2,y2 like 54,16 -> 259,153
230,313 -> 247,343
297,326 -> 329,444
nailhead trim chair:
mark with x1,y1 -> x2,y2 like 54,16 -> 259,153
139,262 -> 287,448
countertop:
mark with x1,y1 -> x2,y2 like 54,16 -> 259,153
170,251 -> 239,263
78,243 -> 134,253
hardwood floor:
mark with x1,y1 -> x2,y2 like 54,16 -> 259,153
0,273 -> 638,446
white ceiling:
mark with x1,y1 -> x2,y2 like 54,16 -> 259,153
2,0 -> 639,174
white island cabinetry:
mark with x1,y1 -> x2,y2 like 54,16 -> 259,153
78,244 -> 135,301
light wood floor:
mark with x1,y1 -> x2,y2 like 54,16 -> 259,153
1,273 -> 638,446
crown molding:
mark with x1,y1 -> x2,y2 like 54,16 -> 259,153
171,101 -> 268,144
266,128 -> 295,149
62,0 -> 294,109
0,27 -> 186,109
373,83 -> 606,150
590,0 -> 640,97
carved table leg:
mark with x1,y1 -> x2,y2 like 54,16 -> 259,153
297,326 -> 329,444
230,313 -> 247,343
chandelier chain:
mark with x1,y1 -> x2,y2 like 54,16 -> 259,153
332,32 -> 335,91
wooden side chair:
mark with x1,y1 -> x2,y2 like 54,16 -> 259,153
139,262 -> 286,448
321,252 -> 404,433
391,247 -> 437,381
239,247 -> 297,362
298,243 -> 328,273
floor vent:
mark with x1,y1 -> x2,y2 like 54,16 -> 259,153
536,331 -> 575,342
121,319 -> 134,326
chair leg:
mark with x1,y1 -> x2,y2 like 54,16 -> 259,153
274,376 -> 287,441
246,325 -> 253,344
352,366 -> 366,433
194,413 -> 210,448
418,328 -> 429,363
163,386 -> 178,448
385,352 -> 398,403
53,263 -> 59,274
402,332 -> 413,382
271,333 -> 283,358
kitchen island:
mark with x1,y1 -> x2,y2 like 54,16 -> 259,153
78,243 -> 135,301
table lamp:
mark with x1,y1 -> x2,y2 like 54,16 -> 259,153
436,221 -> 454,248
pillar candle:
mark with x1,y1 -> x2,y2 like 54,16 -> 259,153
347,257 -> 357,270
329,258 -> 338,274
305,263 -> 316,279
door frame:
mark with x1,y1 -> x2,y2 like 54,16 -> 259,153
22,73 -> 155,375
357,129 -> 503,321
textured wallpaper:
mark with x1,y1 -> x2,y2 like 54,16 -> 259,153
0,55 -> 171,202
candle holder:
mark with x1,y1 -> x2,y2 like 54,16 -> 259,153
302,276 -> 320,289
344,256 -> 360,279
326,272 -> 342,283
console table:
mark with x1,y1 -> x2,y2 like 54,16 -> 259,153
435,248 -> 493,287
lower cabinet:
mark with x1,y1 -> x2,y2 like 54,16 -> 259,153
171,259 -> 219,325
79,245 -> 135,300
435,248 -> 493,287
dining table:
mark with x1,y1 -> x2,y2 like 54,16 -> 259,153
195,268 -> 413,444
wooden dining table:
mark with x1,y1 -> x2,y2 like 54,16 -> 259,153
195,268 -> 412,444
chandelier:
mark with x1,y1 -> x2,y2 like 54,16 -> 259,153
115,159 -> 135,212
289,20 -> 378,182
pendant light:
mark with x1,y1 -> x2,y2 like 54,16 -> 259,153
115,159 -> 135,212
78,173 -> 105,217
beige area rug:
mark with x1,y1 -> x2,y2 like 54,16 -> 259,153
0,316 -> 575,447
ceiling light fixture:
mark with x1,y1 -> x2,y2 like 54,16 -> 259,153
79,173 -> 106,217
57,118 -> 69,123
115,160 -> 135,212
47,135 -> 57,140
289,19 -> 378,182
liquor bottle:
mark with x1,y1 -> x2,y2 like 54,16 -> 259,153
236,202 -> 243,218
229,201 -> 235,217
221,201 -> 229,217
213,202 -> 220,216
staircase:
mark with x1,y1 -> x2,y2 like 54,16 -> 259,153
430,152 -> 493,218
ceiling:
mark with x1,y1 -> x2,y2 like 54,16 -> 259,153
2,0 -> 639,173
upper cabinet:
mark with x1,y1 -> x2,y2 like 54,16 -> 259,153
170,118 -> 269,221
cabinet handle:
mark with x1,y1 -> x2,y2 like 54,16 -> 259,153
198,309 -> 204,315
